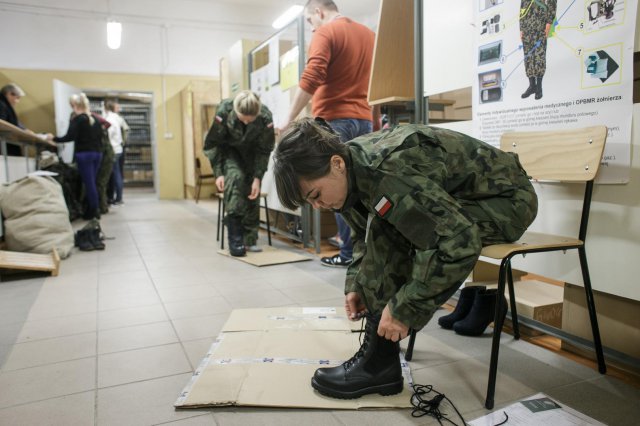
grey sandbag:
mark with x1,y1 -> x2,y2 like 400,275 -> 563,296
0,175 -> 74,258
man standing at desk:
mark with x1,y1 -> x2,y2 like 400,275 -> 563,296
282,0 -> 376,268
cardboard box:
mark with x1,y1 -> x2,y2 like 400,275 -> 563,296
562,283 -> 640,362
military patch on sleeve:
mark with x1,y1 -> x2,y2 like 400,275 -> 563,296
374,196 -> 393,217
215,115 -> 223,123
266,122 -> 274,128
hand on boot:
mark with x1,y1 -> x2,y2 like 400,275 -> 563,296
345,292 -> 366,321
379,305 -> 409,342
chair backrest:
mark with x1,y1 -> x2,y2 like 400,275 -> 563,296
500,126 -> 607,182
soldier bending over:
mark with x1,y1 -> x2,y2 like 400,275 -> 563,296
273,118 -> 538,399
204,90 -> 275,256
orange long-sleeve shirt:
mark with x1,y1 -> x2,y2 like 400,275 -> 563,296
299,17 -> 375,122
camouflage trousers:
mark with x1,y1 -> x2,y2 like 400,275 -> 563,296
354,180 -> 538,330
521,16 -> 549,77
223,157 -> 260,246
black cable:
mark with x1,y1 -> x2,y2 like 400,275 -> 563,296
410,384 -> 467,426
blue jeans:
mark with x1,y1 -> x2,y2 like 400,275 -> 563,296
75,151 -> 103,213
111,153 -> 124,202
327,118 -> 373,260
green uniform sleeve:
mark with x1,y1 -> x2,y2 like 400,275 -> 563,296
253,110 -> 275,180
373,173 -> 482,329
547,0 -> 557,25
344,206 -> 369,294
203,104 -> 229,176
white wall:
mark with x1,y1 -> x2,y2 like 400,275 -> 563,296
0,0 -> 381,78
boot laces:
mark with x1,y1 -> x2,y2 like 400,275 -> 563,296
343,316 -> 374,370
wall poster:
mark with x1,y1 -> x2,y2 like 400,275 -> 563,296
473,0 -> 637,183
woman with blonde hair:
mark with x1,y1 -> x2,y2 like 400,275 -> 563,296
47,93 -> 104,219
203,90 -> 275,256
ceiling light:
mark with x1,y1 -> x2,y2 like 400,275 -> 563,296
107,21 -> 122,49
272,5 -> 303,29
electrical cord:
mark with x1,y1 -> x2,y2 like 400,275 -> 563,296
410,384 -> 509,426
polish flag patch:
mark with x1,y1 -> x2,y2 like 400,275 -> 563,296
375,196 -> 393,217
215,115 -> 223,123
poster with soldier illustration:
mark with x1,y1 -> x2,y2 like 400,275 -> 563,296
473,0 -> 637,183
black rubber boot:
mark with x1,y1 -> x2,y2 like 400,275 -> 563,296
535,76 -> 543,100
226,215 -> 246,257
453,288 -> 507,336
438,286 -> 486,329
311,313 -> 403,399
74,230 -> 94,251
521,77 -> 536,98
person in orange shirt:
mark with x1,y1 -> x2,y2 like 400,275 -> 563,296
282,0 -> 376,268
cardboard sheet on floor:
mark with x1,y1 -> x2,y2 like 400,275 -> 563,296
217,245 -> 312,266
175,307 -> 413,410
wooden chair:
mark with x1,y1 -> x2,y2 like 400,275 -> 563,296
404,125 -> 608,409
216,192 -> 272,249
194,157 -> 216,203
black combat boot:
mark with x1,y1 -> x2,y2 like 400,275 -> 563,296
535,76 -> 543,100
453,288 -> 507,336
311,313 -> 403,399
521,77 -> 536,98
87,228 -> 105,250
226,215 -> 246,257
74,230 -> 94,251
438,285 -> 485,329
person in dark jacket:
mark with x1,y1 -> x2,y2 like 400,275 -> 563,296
0,83 -> 29,156
47,93 -> 103,220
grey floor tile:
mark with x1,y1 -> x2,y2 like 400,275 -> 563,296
98,343 -> 191,388
212,409 -> 343,426
2,332 -> 96,371
164,297 -> 233,321
98,321 -> 178,354
15,312 -> 96,343
98,304 -> 168,330
172,313 -> 230,342
0,390 -> 95,426
181,338 -> 215,370
154,414 -> 216,425
0,357 -> 96,409
97,373 -> 209,426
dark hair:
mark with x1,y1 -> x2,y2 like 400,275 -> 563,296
105,99 -> 117,112
273,118 -> 349,210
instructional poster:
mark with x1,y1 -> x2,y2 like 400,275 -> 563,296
472,0 -> 637,183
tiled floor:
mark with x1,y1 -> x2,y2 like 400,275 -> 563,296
0,190 -> 638,425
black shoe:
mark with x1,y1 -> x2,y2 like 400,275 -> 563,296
453,288 -> 507,336
311,313 -> 403,399
438,286 -> 485,329
320,254 -> 352,268
87,228 -> 105,250
521,77 -> 536,99
74,230 -> 94,251
226,215 -> 246,257
535,76 -> 543,100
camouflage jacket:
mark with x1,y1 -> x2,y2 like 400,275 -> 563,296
203,99 -> 275,180
339,125 -> 535,326
520,0 -> 557,27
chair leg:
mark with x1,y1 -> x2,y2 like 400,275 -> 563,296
506,261 -> 520,340
405,329 -> 417,361
263,195 -> 272,246
485,257 -> 510,410
216,196 -> 222,242
195,178 -> 201,204
221,198 -> 226,250
578,246 -> 606,374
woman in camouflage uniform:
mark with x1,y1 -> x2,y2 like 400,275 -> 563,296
273,118 -> 538,399
203,90 -> 275,256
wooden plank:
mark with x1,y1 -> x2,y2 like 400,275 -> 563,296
0,249 -> 59,275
